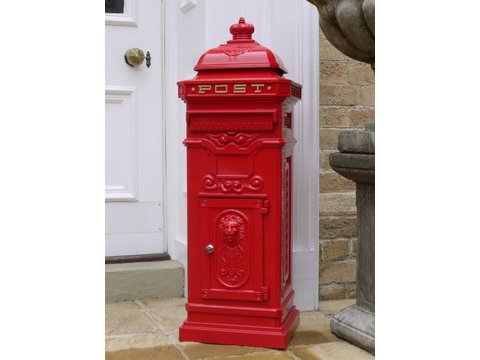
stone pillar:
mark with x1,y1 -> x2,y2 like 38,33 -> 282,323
329,123 -> 375,354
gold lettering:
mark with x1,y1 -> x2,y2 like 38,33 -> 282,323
251,83 -> 265,93
214,84 -> 228,93
233,84 -> 247,93
198,85 -> 212,94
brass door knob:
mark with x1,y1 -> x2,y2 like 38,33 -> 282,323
124,48 -> 145,67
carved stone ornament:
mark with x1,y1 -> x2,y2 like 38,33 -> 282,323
307,0 -> 375,68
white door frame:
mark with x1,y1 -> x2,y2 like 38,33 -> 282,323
163,0 -> 319,311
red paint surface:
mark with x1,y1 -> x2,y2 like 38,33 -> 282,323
178,17 -> 302,349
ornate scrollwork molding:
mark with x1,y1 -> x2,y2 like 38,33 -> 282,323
206,132 -> 258,147
202,174 -> 264,193
217,212 -> 247,287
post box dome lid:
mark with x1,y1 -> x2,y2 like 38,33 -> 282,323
194,17 -> 288,75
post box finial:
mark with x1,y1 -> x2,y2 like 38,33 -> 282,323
230,17 -> 255,41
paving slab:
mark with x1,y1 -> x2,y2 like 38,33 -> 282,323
105,333 -> 176,352
181,343 -> 272,360
291,341 -> 374,360
138,297 -> 186,309
289,311 -> 339,346
105,298 -> 373,359
220,351 -> 297,360
319,299 -> 356,316
106,345 -> 184,360
105,309 -> 158,336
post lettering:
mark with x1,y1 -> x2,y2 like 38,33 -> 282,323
251,83 -> 265,93
198,84 -> 212,94
215,84 -> 228,93
233,84 -> 247,93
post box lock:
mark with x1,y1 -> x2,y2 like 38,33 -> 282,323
204,244 -> 214,254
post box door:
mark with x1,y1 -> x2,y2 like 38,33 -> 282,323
199,197 -> 269,302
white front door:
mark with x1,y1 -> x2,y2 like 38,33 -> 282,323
105,0 -> 165,257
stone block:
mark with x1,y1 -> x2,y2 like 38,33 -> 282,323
329,153 -> 375,184
319,285 -> 346,300
330,305 -> 375,354
348,63 -> 375,85
320,106 -> 375,130
320,171 -> 356,192
320,129 -> 341,150
319,193 -> 357,216
349,107 -> 375,128
320,106 -> 350,128
320,39 -> 350,61
320,62 -> 350,84
320,239 -> 350,261
320,84 -> 359,106
320,261 -> 357,284
320,150 -> 335,171
105,260 -> 184,303
351,238 -> 358,257
358,85 -> 375,106
319,216 -> 357,239
345,283 -> 357,298
338,129 -> 375,154
291,341 -> 374,360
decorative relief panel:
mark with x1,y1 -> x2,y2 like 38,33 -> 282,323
199,198 -> 268,302
189,113 -> 275,132
216,212 -> 249,288
220,46 -> 252,58
281,157 -> 292,290
207,132 -> 258,148
202,174 -> 263,194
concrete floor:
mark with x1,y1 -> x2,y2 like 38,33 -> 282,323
105,298 -> 374,360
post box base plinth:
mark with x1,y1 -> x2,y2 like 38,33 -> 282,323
179,306 -> 299,349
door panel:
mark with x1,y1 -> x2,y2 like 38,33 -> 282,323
199,197 -> 269,302
105,0 -> 165,256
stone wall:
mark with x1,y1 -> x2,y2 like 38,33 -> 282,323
319,31 -> 375,300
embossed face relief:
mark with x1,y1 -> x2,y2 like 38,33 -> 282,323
224,221 -> 238,242
218,214 -> 244,245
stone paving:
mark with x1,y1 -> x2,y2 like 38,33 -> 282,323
105,298 -> 374,360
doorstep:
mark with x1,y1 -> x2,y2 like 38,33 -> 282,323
105,260 -> 184,303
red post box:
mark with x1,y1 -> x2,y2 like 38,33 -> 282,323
178,18 -> 302,349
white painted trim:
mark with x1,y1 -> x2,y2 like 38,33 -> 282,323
105,185 -> 137,201
105,86 -> 139,202
291,1 -> 320,310
293,250 -> 319,311
105,0 -> 138,27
